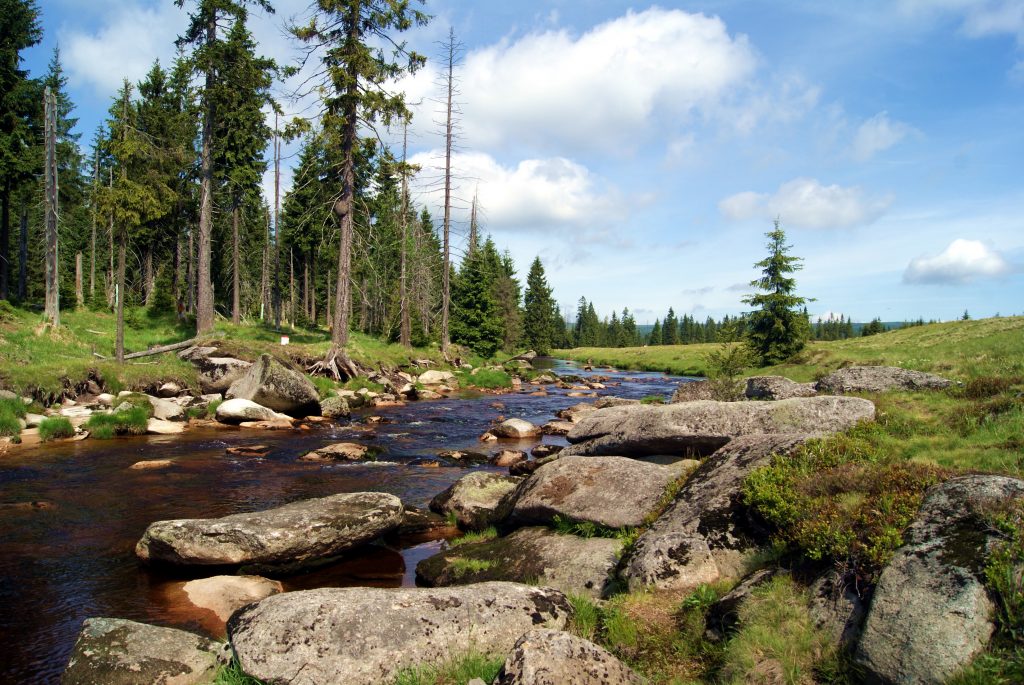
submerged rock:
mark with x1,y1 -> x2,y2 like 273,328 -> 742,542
226,354 -> 320,417
623,434 -> 810,591
181,575 -> 283,622
856,475 -> 1024,685
300,442 -> 371,462
495,629 -> 645,685
135,492 -> 403,572
416,526 -> 620,598
228,582 -> 571,685
816,365 -> 954,394
62,617 -> 225,685
429,471 -> 522,530
502,456 -> 677,530
564,396 -> 873,458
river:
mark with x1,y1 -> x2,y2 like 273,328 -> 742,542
0,360 -> 690,684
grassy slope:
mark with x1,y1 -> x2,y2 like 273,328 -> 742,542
555,316 -> 1024,381
0,305 -> 447,401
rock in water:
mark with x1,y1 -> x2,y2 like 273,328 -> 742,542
502,456 -> 677,530
429,471 -> 522,530
215,398 -> 291,425
62,617 -> 225,685
495,629 -> 645,685
181,575 -> 283,622
855,475 -> 1024,685
816,365 -> 953,394
564,396 -> 873,458
492,418 -> 542,439
623,434 -> 810,591
319,395 -> 350,419
416,526 -> 620,599
300,442 -> 371,462
744,376 -> 817,400
135,492 -> 403,571
227,582 -> 572,685
226,353 -> 320,417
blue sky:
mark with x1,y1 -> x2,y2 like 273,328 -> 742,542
22,0 -> 1024,324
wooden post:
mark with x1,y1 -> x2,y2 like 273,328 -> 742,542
75,252 -> 83,307
43,87 -> 60,327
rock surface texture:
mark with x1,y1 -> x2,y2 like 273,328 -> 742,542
227,582 -> 572,685
62,617 -> 224,685
815,365 -> 954,394
623,434 -> 810,590
495,629 -> 645,685
215,398 -> 291,425
564,397 -> 873,458
226,354 -> 320,417
855,475 -> 1024,685
181,575 -> 283,621
501,456 -> 677,530
744,376 -> 817,401
416,526 -> 620,598
492,418 -> 542,439
135,492 -> 403,571
429,471 -> 522,530
180,346 -> 252,394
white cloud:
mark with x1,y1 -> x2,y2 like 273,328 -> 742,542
408,150 -> 626,238
903,238 -> 1013,284
402,7 -> 762,152
719,178 -> 893,229
851,111 -> 915,161
898,0 -> 1024,42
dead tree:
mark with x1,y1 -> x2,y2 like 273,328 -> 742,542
43,87 -> 59,327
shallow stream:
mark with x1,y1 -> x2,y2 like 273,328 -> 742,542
0,360 -> 690,684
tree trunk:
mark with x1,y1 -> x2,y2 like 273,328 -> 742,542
195,13 -> 216,335
289,247 -> 295,326
44,87 -> 60,327
303,254 -> 309,321
232,203 -> 240,324
187,227 -> 195,315
326,268 -> 332,328
399,121 -> 411,348
116,238 -> 126,362
90,147 -> 98,298
174,234 -> 183,318
17,207 -> 27,300
440,29 -> 457,354
75,252 -> 83,307
273,116 -> 282,331
0,180 -> 10,300
260,208 -> 269,320
310,252 -> 317,325
108,168 -> 114,307
144,248 -> 154,306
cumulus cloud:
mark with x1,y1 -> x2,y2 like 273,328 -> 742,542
402,7 -> 762,152
408,150 -> 626,237
851,111 -> 915,161
903,238 -> 1013,284
719,178 -> 892,229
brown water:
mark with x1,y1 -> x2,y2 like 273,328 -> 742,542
0,360 -> 688,684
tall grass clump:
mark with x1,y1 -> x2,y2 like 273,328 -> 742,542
85,406 -> 150,439
460,368 -> 513,389
0,396 -> 27,437
392,650 -> 505,685
38,417 -> 74,441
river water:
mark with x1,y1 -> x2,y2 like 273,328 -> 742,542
0,360 -> 689,684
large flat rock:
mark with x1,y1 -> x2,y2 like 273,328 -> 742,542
501,455 -> 677,530
816,365 -> 953,394
416,526 -> 621,598
623,434 -> 810,591
62,617 -> 224,685
135,492 -> 403,572
227,582 -> 572,685
564,396 -> 873,458
856,475 -> 1024,685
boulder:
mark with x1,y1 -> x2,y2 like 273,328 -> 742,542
130,459 -> 175,470
226,354 -> 320,417
135,492 -> 403,571
24,412 -> 46,428
146,418 -> 185,435
495,629 -> 644,685
502,456 -> 677,530
492,418 -> 542,439
300,442 -> 371,462
593,396 -> 640,409
623,434 -> 810,591
564,396 -> 874,458
531,444 -> 563,459
239,418 -> 295,430
744,376 -> 817,400
215,398 -> 290,425
541,420 -> 574,436
96,393 -> 117,407
225,445 -> 270,458
491,449 -> 528,468
816,365 -> 954,394
191,355 -> 252,394
418,369 -> 455,386
855,475 -> 1024,685
319,395 -> 351,419
555,402 -> 597,423
808,572 -> 865,650
157,382 -> 183,398
438,449 -> 489,464
181,575 -> 283,622
62,617 -> 225,685
429,471 -> 522,530
394,506 -> 453,537
228,583 -> 572,685
670,380 -> 717,403
416,526 -> 620,598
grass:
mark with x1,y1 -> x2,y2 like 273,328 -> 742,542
447,526 -> 499,548
551,514 -> 637,545
0,397 -> 26,436
84,406 -> 150,439
212,659 -> 266,685
640,394 -> 666,404
38,416 -> 74,441
393,650 -> 505,685
447,557 -> 496,577
458,367 -> 514,389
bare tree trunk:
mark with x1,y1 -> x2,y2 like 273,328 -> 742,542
260,208 -> 269,320
75,252 -> 83,307
302,253 -> 309,321
44,87 -> 60,327
187,227 -> 195,315
440,30 -> 457,354
108,168 -> 114,307
0,180 -> 9,300
195,13 -> 216,334
232,203 -> 240,324
358,274 -> 368,331
326,268 -> 332,328
17,207 -> 27,300
115,238 -> 125,362
174,234 -> 183,318
90,147 -> 98,298
144,248 -> 154,306
289,247 -> 295,326
399,120 -> 411,348
273,115 -> 282,331
310,253 -> 317,324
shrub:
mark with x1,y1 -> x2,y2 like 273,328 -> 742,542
38,417 -> 74,441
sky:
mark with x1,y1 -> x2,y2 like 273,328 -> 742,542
21,0 -> 1024,324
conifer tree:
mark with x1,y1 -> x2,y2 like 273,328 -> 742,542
742,220 -> 811,364
649,319 -> 662,346
523,256 -> 558,354
662,307 -> 678,345
451,242 -> 502,357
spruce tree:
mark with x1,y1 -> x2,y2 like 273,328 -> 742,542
451,243 -> 502,358
662,307 -> 678,345
742,220 -> 811,364
649,319 -> 662,346
523,256 -> 558,354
